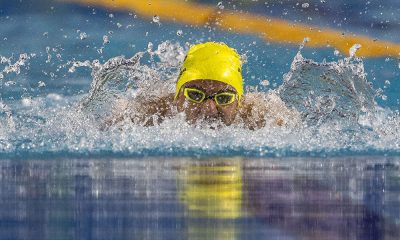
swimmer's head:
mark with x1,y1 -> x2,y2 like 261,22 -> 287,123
175,42 -> 243,99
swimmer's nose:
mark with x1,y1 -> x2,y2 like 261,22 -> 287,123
201,98 -> 219,118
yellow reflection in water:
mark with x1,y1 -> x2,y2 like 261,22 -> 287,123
179,158 -> 243,240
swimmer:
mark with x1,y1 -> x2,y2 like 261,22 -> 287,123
105,42 -> 299,130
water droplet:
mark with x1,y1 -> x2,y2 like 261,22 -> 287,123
43,32 -> 48,37
217,2 -> 224,10
108,13 -> 114,18
383,80 -> 391,89
349,44 -> 361,57
334,50 -> 340,56
299,37 -> 310,51
260,80 -> 270,86
1,56 -> 8,64
79,32 -> 88,40
103,35 -> 110,45
147,42 -> 153,52
19,53 -> 28,60
116,23 -> 122,28
302,3 -> 310,8
152,15 -> 160,23
4,81 -> 16,87
176,29 -> 183,36
38,81 -> 46,88
381,95 -> 387,101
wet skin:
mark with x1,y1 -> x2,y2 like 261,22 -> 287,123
104,80 -> 297,130
175,80 -> 239,125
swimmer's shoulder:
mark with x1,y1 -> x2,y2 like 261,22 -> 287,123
240,91 -> 301,128
142,93 -> 175,113
238,93 -> 268,129
128,93 -> 175,126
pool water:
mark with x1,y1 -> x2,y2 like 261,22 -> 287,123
0,0 -> 400,239
1,157 -> 399,240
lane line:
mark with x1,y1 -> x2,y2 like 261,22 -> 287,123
63,0 -> 400,58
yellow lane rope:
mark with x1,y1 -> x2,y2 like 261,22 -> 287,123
64,0 -> 400,58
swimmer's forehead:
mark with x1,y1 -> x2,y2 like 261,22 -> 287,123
184,80 -> 236,94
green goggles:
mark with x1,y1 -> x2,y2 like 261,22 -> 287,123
183,88 -> 237,106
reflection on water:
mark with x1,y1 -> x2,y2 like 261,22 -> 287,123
0,157 -> 399,240
179,158 -> 242,240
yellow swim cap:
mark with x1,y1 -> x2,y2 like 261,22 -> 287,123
175,42 -> 243,99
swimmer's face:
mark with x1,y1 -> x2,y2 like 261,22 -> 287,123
175,80 -> 240,126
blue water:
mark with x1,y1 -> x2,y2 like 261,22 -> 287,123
1,157 -> 399,240
0,1 -> 400,239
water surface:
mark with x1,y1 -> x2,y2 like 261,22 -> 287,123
1,156 -> 399,240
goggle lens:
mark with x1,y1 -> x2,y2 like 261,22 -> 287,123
184,88 -> 236,106
215,93 -> 235,105
184,88 -> 205,103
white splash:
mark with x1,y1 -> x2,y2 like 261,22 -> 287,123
0,53 -> 31,81
0,42 -> 399,157
349,44 -> 362,58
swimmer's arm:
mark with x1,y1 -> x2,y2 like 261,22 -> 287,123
102,94 -> 174,129
129,94 -> 175,126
